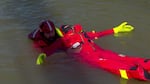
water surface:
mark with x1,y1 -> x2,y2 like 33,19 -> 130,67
0,0 -> 150,84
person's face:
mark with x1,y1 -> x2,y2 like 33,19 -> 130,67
44,31 -> 55,38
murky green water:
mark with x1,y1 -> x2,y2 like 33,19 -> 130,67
0,0 -> 150,84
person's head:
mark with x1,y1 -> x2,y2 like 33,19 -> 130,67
60,25 -> 73,34
60,24 -> 83,35
39,20 -> 55,38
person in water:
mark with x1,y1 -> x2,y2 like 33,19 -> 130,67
28,20 -> 63,52
34,22 -> 150,81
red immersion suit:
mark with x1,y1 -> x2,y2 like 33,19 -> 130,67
28,20 -> 62,53
32,24 -> 150,81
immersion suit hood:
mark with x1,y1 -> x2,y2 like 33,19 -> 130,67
39,20 -> 55,34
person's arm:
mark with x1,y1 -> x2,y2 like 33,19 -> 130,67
84,22 -> 134,40
28,28 -> 49,47
42,38 -> 63,56
33,40 -> 48,48
28,28 -> 41,40
36,38 -> 63,65
84,29 -> 114,40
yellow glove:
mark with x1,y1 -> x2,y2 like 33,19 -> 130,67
36,53 -> 46,65
113,22 -> 134,34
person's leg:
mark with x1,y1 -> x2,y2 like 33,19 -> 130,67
97,48 -> 150,71
97,58 -> 150,81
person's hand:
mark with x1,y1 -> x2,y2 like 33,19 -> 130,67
113,22 -> 134,33
36,53 -> 46,65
